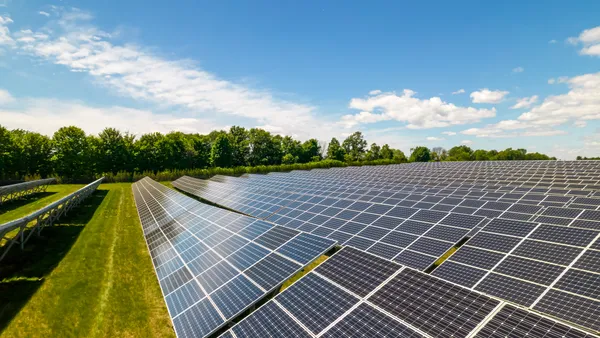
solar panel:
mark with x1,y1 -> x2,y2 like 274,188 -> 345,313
220,246 -> 596,338
132,177 -> 335,338
432,216 -> 600,332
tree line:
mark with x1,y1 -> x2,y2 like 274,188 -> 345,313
0,125 -> 555,181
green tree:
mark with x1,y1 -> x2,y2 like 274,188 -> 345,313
248,128 -> 282,165
188,134 -> 211,169
342,131 -> 367,161
281,136 -> 302,160
228,126 -> 250,166
393,149 -> 408,163
447,145 -> 473,161
366,143 -> 381,161
52,126 -> 93,179
135,132 -> 164,172
21,131 -> 53,177
473,149 -> 490,161
300,139 -> 321,163
97,128 -> 135,174
380,144 -> 393,160
0,126 -> 12,178
281,153 -> 297,164
327,137 -> 346,161
156,132 -> 196,170
210,134 -> 233,167
409,146 -> 431,162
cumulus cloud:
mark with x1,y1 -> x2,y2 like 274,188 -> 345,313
511,95 -> 538,109
461,140 -> 473,145
369,89 -> 382,95
0,89 -> 14,104
341,89 -> 496,129
518,72 -> 600,126
512,67 -> 524,73
5,8 -> 337,140
38,11 -> 50,17
470,89 -> 509,103
568,25 -> 600,56
442,131 -> 456,136
452,89 -> 465,95
426,136 -> 444,141
461,120 -> 567,138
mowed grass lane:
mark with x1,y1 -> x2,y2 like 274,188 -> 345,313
0,184 -> 84,224
0,183 -> 174,338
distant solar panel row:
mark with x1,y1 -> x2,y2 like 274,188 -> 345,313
208,169 -> 600,208
221,247 -> 596,338
132,177 -> 335,338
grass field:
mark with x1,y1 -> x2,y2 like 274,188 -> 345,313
0,183 -> 174,337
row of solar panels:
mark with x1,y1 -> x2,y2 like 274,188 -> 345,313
209,171 -> 600,209
269,162 -> 600,192
132,178 -> 336,337
133,177 -> 598,338
172,167 -> 600,334
247,168 -> 600,198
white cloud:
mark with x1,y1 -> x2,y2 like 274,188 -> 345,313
510,95 -> 538,109
368,89 -> 382,95
0,15 -> 14,46
442,131 -> 456,136
0,96 -> 222,136
0,89 -> 14,104
512,67 -> 524,73
518,72 -> 600,126
452,89 -> 465,95
548,78 -> 556,84
461,120 -> 567,138
461,140 -> 473,145
574,120 -> 587,128
5,9 -> 338,140
470,89 -> 509,103
549,39 -> 557,44
426,136 -> 444,141
567,25 -> 600,56
38,11 -> 50,17
341,89 -> 496,129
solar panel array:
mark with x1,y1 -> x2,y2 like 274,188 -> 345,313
221,247 -> 596,338
132,177 -> 336,338
171,161 -> 600,334
174,176 -> 489,270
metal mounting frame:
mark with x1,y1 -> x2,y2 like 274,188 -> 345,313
0,178 -> 57,205
0,177 -> 104,262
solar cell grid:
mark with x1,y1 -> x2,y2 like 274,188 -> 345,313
475,304 -> 595,338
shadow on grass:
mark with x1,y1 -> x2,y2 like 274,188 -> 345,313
0,189 -> 108,332
0,192 -> 58,216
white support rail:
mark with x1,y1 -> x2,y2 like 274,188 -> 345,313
0,177 -> 104,262
0,178 -> 57,205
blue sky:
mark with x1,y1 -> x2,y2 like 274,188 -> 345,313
0,1 -> 599,159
